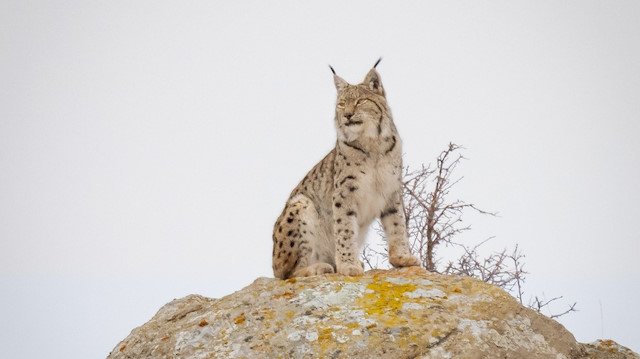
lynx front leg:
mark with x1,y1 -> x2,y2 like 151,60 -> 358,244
333,207 -> 365,276
380,191 -> 421,268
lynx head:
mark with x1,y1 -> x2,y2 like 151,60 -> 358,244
330,58 -> 390,142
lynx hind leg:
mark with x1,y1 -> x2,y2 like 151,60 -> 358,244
272,194 -> 335,279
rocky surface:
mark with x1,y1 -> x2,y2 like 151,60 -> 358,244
108,267 -> 638,358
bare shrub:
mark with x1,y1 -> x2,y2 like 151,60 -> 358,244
402,143 -> 496,271
363,142 -> 576,318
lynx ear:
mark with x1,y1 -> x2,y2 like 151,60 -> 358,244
363,68 -> 385,97
330,65 -> 348,92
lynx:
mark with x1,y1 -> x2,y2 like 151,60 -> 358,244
272,59 -> 420,279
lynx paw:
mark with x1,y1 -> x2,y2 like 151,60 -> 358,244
336,262 -> 365,277
389,253 -> 421,268
293,263 -> 335,277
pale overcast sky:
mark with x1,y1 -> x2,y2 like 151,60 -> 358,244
1,1 -> 639,357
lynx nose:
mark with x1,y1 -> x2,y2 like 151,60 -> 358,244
345,113 -> 353,120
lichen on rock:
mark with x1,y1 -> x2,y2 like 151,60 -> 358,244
107,267 -> 638,359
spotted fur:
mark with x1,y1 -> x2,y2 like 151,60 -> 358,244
272,61 -> 420,279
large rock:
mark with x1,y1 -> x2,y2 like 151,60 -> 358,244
107,267 -> 637,358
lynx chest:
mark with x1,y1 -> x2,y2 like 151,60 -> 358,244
350,155 -> 401,225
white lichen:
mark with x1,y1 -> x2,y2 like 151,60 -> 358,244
402,302 -> 424,311
305,330 -> 319,341
290,281 -> 366,309
457,319 -> 488,340
287,330 -> 305,341
404,288 -> 446,299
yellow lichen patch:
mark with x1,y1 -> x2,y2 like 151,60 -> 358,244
361,280 -> 417,315
257,307 -> 274,320
339,275 -> 359,283
317,326 -> 333,342
314,326 -> 338,355
273,291 -> 294,300
285,310 -> 296,319
255,307 -> 275,330
285,277 -> 297,284
233,312 -> 246,325
346,322 -> 360,330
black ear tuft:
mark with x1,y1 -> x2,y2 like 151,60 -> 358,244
374,57 -> 382,69
332,65 -> 349,92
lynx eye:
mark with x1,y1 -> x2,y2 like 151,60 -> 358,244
337,102 -> 345,109
356,99 -> 369,106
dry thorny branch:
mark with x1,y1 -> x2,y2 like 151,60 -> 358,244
443,242 -> 526,299
362,142 -> 577,319
530,296 -> 578,320
402,143 -> 496,272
